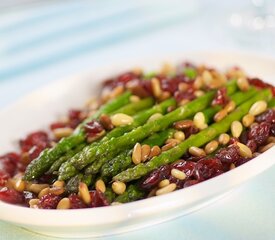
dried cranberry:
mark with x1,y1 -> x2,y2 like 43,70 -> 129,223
211,87 -> 228,106
38,193 -> 61,209
239,131 -> 248,145
249,78 -> 275,96
161,75 -> 190,94
0,187 -> 24,204
0,153 -> 19,177
215,145 -> 240,164
235,157 -> 251,167
247,140 -> 257,153
69,194 -> 87,209
174,89 -> 195,103
50,122 -> 67,130
168,175 -> 185,189
183,126 -> 199,138
271,124 -> 275,136
89,190 -> 109,208
171,160 -> 196,178
68,109 -> 82,129
229,137 -> 239,145
84,120 -> 104,137
23,191 -> 37,205
194,158 -> 223,181
19,131 -> 49,153
117,72 -> 139,85
0,171 -> 10,186
140,165 -> 171,190
248,122 -> 270,145
255,109 -> 275,124
184,179 -> 200,188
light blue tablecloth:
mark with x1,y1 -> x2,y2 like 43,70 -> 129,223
0,1 -> 274,239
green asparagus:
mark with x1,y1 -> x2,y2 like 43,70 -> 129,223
113,89 -> 272,182
114,184 -> 145,203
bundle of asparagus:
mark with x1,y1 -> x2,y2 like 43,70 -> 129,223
1,63 -> 274,209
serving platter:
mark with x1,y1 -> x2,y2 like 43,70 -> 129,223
0,51 -> 275,238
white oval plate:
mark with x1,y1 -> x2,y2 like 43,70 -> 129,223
0,51 -> 275,238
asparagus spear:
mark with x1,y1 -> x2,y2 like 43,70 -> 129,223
84,84 -> 258,176
114,184 -> 145,203
268,98 -> 275,108
100,129 -> 175,179
58,98 -> 177,180
24,91 -> 132,181
114,89 -> 272,182
66,173 -> 95,193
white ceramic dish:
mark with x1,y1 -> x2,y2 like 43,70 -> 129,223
0,51 -> 275,238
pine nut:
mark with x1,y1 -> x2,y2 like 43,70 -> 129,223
237,77 -> 250,91
174,120 -> 193,130
171,168 -> 186,180
241,114 -> 254,127
224,101 -> 236,113
174,131 -> 185,141
50,187 -> 65,196
236,142 -> 252,158
147,113 -> 163,123
214,109 -> 228,122
132,143 -> 142,165
158,179 -> 170,188
162,142 -> 176,151
202,70 -> 213,85
159,91 -> 171,101
167,105 -> 176,112
149,146 -> 161,158
178,82 -> 189,92
161,62 -> 174,75
189,146 -> 206,157
229,163 -> 236,170
166,138 -> 180,145
194,76 -> 203,89
95,179 -> 106,193
267,136 -> 275,143
53,180 -> 65,188
205,140 -> 219,154
14,179 -> 25,192
156,183 -> 177,196
258,142 -> 275,153
109,86 -> 124,99
57,198 -> 71,210
231,121 -> 243,138
99,114 -> 114,130
249,100 -> 267,116
111,113 -> 133,127
252,152 -> 261,158
141,144 -> 151,162
193,112 -> 208,130
178,99 -> 190,106
130,95 -> 140,103
112,181 -> 126,195
218,133 -> 230,145
151,78 -> 162,98
29,199 -> 40,208
38,187 -> 50,199
194,90 -> 205,97
29,184 -> 49,194
78,182 -> 91,205
147,188 -> 157,198
53,127 -> 73,139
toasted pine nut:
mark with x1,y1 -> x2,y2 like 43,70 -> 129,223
158,91 -> 171,101
171,168 -> 186,180
237,77 -> 250,91
236,142 -> 252,158
202,70 -> 213,85
231,121 -> 243,138
214,109 -> 228,122
53,127 -> 73,139
205,140 -> 219,154
151,78 -> 162,98
249,100 -> 267,116
156,183 -> 177,196
224,101 -> 236,113
194,76 -> 203,89
178,82 -> 189,92
194,90 -> 205,97
267,136 -> 275,143
166,138 -> 180,145
189,146 -> 206,157
130,95 -> 140,103
38,187 -> 50,199
178,99 -> 190,106
218,133 -> 230,145
99,114 -> 113,130
53,180 -> 65,188
147,113 -> 163,123
242,114 -> 255,127
174,131 -> 185,141
161,62 -> 175,75
95,179 -> 106,193
78,182 -> 91,205
229,163 -> 236,170
149,146 -> 161,158
57,198 -> 71,209
174,120 -> 193,130
132,143 -> 142,165
29,199 -> 40,208
29,184 -> 49,194
141,144 -> 151,162
158,179 -> 170,188
193,112 -> 208,130
258,142 -> 275,153
112,181 -> 126,195
147,188 -> 157,198
162,142 -> 176,151
109,86 -> 124,99
111,113 -> 133,127
50,187 -> 65,196
14,179 -> 25,192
